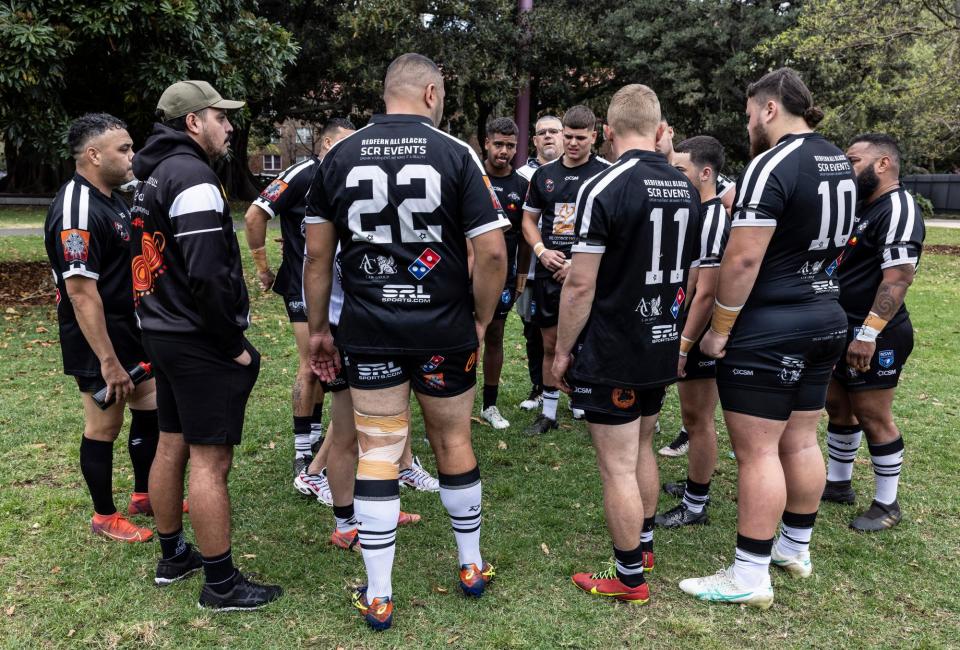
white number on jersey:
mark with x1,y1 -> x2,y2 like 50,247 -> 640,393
347,165 -> 442,244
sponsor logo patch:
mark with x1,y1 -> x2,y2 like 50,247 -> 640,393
261,178 -> 288,203
421,355 -> 445,373
381,284 -> 431,303
361,254 -> 398,278
878,349 -> 895,368
635,296 -> 662,319
544,178 -> 554,193
652,323 -> 679,343
611,388 -> 636,409
464,352 -> 477,372
423,372 -> 445,389
501,288 -> 513,304
573,386 -> 592,394
778,356 -> 805,384
552,202 -> 576,235
671,287 -> 685,319
408,248 -> 441,280
356,361 -> 403,380
61,229 -> 90,263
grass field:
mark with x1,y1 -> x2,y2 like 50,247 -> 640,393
1,226 -> 959,649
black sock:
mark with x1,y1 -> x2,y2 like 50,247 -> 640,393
684,477 -> 711,496
311,403 -> 323,425
158,527 -> 187,561
80,436 -> 116,515
640,516 -> 655,553
482,384 -> 499,410
128,409 -> 159,493
202,548 -> 237,593
293,416 -> 312,458
614,542 -> 647,587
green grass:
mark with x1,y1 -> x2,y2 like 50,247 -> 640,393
1,232 -> 959,648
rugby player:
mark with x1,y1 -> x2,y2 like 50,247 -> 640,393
479,117 -> 530,430
133,81 -> 282,610
823,133 -> 924,532
515,115 -> 562,412
680,68 -> 854,608
656,135 -> 729,528
522,105 -> 610,434
554,84 -> 701,604
303,53 -> 508,630
44,113 -> 157,543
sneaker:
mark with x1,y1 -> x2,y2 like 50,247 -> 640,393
353,586 -> 393,631
128,494 -> 190,516
771,544 -> 812,579
572,564 -> 649,604
480,405 -> 510,430
821,480 -> 856,505
459,562 -> 495,597
662,480 -> 686,499
525,414 -> 558,436
655,503 -> 709,528
91,512 -> 153,543
398,511 -> 421,526
654,419 -> 661,434
294,468 -> 333,506
330,528 -> 360,552
678,567 -> 773,609
851,499 -> 901,532
293,454 -> 313,479
400,456 -> 440,492
155,543 -> 203,585
198,571 -> 283,612
519,387 -> 543,411
643,551 -> 655,573
658,429 -> 689,457
570,406 -> 585,420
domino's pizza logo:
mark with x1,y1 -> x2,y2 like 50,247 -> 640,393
878,350 -> 895,368
670,287 -> 685,319
421,355 -> 445,373
408,248 -> 441,280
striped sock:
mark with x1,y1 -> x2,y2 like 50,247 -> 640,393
333,503 -> 358,533
294,416 -> 313,459
869,436 -> 904,505
826,423 -> 862,483
614,543 -> 646,588
355,479 -> 400,601
775,510 -> 817,556
310,404 -> 324,447
682,477 -> 710,514
439,466 -> 483,567
640,516 -> 655,554
542,387 -> 559,420
733,534 -> 773,589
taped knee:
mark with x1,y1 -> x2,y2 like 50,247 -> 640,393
355,410 -> 408,480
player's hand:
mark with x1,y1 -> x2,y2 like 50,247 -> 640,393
474,320 -> 487,361
101,357 -> 134,403
552,352 -> 572,394
700,329 -> 728,359
846,339 -> 875,373
539,249 -> 566,272
552,261 -> 571,284
257,268 -> 276,291
515,276 -> 527,294
677,353 -> 688,378
233,349 -> 252,366
309,330 -> 341,382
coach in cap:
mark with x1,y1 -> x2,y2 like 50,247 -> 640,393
131,80 -> 282,611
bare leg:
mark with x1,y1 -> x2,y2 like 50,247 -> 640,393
188,444 -> 233,556
149,431 -> 188,534
678,379 -> 719,485
725,410 -> 788,540
590,418 -> 643,549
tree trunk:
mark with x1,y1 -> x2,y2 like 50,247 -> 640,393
214,121 -> 260,201
0,140 -> 68,193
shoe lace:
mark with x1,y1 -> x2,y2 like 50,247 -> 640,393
591,563 -> 618,580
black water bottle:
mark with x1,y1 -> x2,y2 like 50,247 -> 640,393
92,362 -> 153,410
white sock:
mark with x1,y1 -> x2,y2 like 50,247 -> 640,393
869,437 -> 904,505
774,511 -> 817,556
333,504 -> 358,534
439,467 -> 483,567
542,389 -> 559,420
733,539 -> 772,589
354,480 -> 400,600
826,425 -> 862,482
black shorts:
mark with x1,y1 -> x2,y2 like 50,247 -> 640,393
717,329 -> 846,421
832,318 -> 914,392
493,286 -> 517,321
532,276 -> 562,328
142,332 -> 260,445
62,315 -> 147,389
343,348 -> 477,398
569,378 -> 667,425
679,336 -> 717,382
284,294 -> 308,323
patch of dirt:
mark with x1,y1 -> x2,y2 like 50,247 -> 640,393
0,261 -> 55,306
927,244 -> 960,256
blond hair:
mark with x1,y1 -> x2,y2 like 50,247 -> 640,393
606,84 -> 661,138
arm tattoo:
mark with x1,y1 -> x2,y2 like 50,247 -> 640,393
871,281 -> 907,320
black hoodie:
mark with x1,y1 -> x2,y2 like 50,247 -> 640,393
130,124 -> 249,357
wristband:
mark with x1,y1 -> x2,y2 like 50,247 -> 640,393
679,335 -> 695,357
533,243 -> 546,258
709,300 -> 743,337
250,247 -> 270,273
855,312 -> 888,343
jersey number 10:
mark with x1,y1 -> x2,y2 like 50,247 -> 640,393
809,179 -> 856,251
347,165 -> 442,244
646,207 -> 689,285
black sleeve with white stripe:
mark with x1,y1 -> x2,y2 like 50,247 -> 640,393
570,170 -> 611,254
731,139 -> 803,228
52,179 -> 104,281
877,191 -> 925,270
253,159 -> 315,219
170,180 -> 245,354
695,202 -> 729,268
460,148 -> 511,238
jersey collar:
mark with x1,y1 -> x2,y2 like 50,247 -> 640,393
71,171 -> 117,202
369,113 -> 435,127
615,149 -> 662,163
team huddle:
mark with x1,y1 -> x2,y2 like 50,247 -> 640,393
44,53 -> 924,627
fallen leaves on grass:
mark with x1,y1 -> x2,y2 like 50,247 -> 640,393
541,542 -> 550,555
497,440 -> 507,450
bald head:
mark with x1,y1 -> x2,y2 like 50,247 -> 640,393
383,53 -> 445,124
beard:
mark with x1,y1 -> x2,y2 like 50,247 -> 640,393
856,163 -> 880,198
749,122 -> 771,158
540,144 -> 559,162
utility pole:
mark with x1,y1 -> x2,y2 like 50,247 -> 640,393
514,0 -> 533,165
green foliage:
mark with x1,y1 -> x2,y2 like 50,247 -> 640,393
765,0 -> 960,173
911,191 -> 935,221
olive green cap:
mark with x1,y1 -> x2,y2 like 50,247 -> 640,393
156,80 -> 245,120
